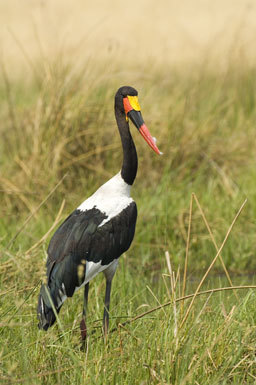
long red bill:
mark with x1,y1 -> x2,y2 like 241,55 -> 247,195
124,97 -> 162,155
139,123 -> 162,155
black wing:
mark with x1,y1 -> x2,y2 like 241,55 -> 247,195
38,203 -> 137,330
48,203 -> 137,295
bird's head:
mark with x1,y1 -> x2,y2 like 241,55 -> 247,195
115,86 -> 162,155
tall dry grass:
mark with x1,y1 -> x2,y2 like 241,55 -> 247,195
1,55 -> 256,274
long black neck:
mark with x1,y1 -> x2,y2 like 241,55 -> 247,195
115,108 -> 138,186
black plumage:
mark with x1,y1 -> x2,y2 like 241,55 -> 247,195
38,203 -> 137,330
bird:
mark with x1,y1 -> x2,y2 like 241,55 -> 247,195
37,86 -> 161,340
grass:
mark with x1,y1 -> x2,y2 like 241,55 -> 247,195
1,55 -> 256,384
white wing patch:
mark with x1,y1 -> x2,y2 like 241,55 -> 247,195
77,172 -> 133,227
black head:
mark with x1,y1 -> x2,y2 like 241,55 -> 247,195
114,86 -> 161,155
116,86 -> 138,97
115,86 -> 138,112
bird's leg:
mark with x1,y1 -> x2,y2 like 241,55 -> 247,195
80,282 -> 89,343
103,279 -> 112,337
102,260 -> 118,338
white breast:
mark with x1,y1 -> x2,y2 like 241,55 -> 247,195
77,172 -> 134,227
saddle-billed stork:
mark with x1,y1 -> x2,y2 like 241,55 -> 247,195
37,86 -> 161,340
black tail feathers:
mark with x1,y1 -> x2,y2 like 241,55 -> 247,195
37,284 -> 59,331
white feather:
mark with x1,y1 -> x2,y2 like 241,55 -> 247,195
77,172 -> 133,227
74,259 -> 119,293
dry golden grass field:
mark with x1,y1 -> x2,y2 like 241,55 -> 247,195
1,0 -> 256,76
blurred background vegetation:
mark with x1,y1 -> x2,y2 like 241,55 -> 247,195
1,1 -> 256,383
